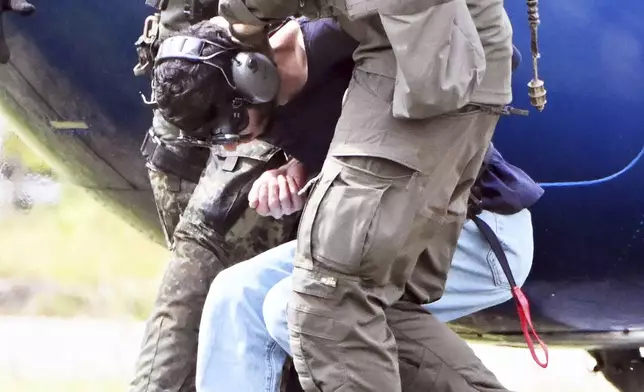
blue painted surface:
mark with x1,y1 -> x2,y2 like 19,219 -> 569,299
6,0 -> 153,135
3,0 -> 644,344
491,1 -> 644,333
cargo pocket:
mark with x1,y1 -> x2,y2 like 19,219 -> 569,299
296,162 -> 390,275
201,142 -> 285,235
296,157 -> 419,280
289,267 -> 351,341
294,165 -> 341,269
288,266 -> 351,391
379,0 -> 486,118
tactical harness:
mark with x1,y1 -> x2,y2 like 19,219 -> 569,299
140,128 -> 210,183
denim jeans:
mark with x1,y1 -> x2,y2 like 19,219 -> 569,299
196,209 -> 533,392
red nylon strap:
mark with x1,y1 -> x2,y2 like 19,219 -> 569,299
512,286 -> 549,368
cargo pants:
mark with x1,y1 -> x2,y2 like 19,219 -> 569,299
213,4 -> 506,389
287,72 -> 499,391
131,139 -> 301,392
283,301 -> 509,392
140,138 -> 504,392
148,168 -> 197,250
200,238 -> 512,392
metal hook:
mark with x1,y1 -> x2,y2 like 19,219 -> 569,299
139,90 -> 157,107
527,0 -> 547,111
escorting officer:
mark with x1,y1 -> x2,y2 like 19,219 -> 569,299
213,0 -> 516,390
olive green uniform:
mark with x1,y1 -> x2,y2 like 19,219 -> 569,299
216,1 -> 513,390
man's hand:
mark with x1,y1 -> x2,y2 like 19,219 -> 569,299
249,158 -> 306,219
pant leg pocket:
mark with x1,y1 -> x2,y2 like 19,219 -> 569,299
288,267 -> 351,341
486,250 -> 512,290
148,169 -> 184,249
311,181 -> 387,274
483,210 -> 534,290
295,157 -> 417,277
287,267 -> 352,391
294,165 -> 338,269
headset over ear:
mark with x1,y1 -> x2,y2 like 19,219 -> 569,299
152,35 -> 280,143
154,35 -> 280,104
231,51 -> 280,104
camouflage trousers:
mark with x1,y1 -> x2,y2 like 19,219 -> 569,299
147,168 -> 198,250
131,141 -> 300,392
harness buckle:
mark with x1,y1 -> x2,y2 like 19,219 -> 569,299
133,14 -> 161,76
142,14 -> 160,45
467,193 -> 483,218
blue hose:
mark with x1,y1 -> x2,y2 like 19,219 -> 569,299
538,145 -> 644,188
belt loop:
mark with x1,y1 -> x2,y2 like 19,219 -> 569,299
222,155 -> 239,172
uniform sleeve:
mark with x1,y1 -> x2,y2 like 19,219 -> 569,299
298,18 -> 358,87
378,0 -> 487,119
218,0 -> 303,26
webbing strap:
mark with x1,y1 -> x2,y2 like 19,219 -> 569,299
469,212 -> 549,368
140,131 -> 209,183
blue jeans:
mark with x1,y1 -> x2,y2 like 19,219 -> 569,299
196,209 -> 533,392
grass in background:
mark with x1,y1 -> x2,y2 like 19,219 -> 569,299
0,135 -> 168,320
2,133 -> 50,174
0,376 -> 124,392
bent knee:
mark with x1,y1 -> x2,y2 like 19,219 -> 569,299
206,263 -> 252,306
262,282 -> 288,343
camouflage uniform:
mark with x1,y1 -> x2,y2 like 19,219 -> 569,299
134,2 -> 303,390
145,110 -> 202,249
147,167 -> 196,248
138,0 -> 221,246
132,139 -> 301,392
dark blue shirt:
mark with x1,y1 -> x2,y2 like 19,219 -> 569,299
261,18 -> 544,214
261,17 -> 355,172
478,144 -> 544,214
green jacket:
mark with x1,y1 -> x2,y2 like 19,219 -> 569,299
218,0 -> 513,119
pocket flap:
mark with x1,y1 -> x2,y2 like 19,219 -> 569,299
213,140 -> 282,162
291,267 -> 337,299
380,0 -> 486,119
